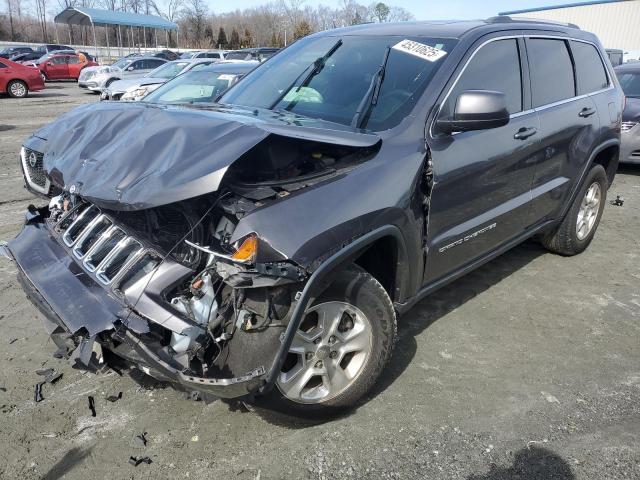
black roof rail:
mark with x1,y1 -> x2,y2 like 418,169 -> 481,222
487,15 -> 581,30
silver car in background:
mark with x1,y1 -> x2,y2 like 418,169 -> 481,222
78,56 -> 167,92
101,58 -> 223,101
615,64 -> 640,164
140,61 -> 259,104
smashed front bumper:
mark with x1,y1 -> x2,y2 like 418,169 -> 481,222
2,216 -> 267,399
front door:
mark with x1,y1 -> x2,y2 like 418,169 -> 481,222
426,37 -> 539,283
46,55 -> 69,79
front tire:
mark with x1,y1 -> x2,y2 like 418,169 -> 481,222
542,164 -> 607,256
254,265 -> 397,417
7,80 -> 28,98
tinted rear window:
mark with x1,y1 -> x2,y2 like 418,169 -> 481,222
571,41 -> 609,95
528,38 -> 575,107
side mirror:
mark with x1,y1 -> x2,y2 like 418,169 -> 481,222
126,66 -> 134,71
46,62 -> 52,66
437,90 -> 510,134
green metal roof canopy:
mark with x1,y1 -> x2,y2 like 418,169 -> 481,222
54,7 -> 178,30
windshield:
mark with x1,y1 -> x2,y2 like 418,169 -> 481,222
617,71 -> 640,98
146,61 -> 189,79
219,35 -> 456,131
142,70 -> 244,104
111,58 -> 134,70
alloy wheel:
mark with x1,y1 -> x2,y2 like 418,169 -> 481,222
10,82 -> 27,97
277,301 -> 373,404
576,182 -> 601,240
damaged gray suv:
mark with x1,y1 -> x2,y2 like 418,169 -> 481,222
3,18 -> 623,416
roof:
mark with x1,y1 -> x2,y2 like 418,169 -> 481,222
312,20 -> 487,39
307,18 -> 589,41
500,0 -> 631,16
54,7 -> 178,30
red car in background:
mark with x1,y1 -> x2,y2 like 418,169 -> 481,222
0,57 -> 45,98
37,53 -> 98,81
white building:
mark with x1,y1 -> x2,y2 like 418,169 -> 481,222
500,0 -> 640,51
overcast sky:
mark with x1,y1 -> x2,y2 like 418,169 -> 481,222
208,0 -> 572,18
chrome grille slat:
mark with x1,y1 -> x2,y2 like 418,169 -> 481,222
83,225 -> 125,272
53,202 -> 160,290
62,205 -> 99,246
95,237 -> 144,285
72,214 -> 112,259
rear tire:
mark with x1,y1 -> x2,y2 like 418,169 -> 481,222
7,80 -> 28,98
251,265 -> 397,418
541,164 -> 607,256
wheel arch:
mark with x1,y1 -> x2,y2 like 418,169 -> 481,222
591,142 -> 619,187
260,225 -> 409,392
560,139 -> 619,220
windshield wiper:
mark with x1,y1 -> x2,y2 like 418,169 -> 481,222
351,46 -> 392,129
268,39 -> 343,110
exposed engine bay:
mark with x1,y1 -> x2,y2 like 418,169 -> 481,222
6,130 -> 380,399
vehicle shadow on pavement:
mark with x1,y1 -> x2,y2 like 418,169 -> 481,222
31,92 -> 69,98
618,164 -> 640,176
467,446 -> 574,480
41,446 -> 93,480
369,240 -> 547,401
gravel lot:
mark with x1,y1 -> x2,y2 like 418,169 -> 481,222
0,83 -> 639,480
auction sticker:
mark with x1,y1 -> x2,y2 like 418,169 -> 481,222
392,39 -> 447,62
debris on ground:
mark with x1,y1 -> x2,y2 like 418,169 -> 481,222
191,434 -> 199,442
541,391 -> 560,404
106,392 -> 123,402
88,396 -> 96,417
34,382 -> 44,402
129,456 -> 152,467
186,391 -> 201,402
134,432 -> 148,447
36,368 -> 62,384
8,338 -> 17,345
611,195 -> 625,206
0,386 -> 6,392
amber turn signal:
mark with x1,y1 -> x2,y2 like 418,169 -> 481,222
231,235 -> 258,263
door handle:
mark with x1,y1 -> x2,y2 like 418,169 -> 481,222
514,127 -> 537,140
579,107 -> 596,118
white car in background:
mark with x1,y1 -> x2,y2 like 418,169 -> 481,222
179,50 -> 228,60
100,58 -> 223,101
78,56 -> 167,92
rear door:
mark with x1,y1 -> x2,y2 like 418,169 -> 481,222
67,55 -> 82,78
426,37 -> 540,282
525,37 -> 602,225
124,60 -> 149,79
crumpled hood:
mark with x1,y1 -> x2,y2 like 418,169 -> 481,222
32,101 -> 379,211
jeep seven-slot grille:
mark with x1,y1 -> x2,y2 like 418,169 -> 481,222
55,203 -> 159,290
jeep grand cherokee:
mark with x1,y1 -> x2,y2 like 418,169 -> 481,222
3,17 -> 623,416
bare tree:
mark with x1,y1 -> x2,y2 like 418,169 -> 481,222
34,0 -> 48,41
